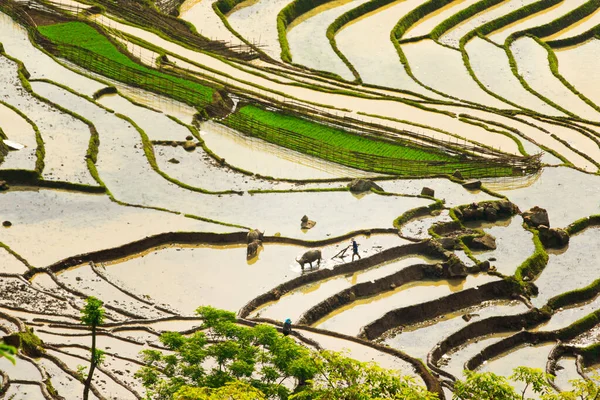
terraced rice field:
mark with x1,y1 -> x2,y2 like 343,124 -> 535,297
2,0 -> 600,398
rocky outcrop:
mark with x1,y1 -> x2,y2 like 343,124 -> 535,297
538,225 -> 569,248
470,234 -> 497,251
183,140 -> 197,152
435,237 -> 459,250
462,180 -> 481,190
455,200 -> 519,223
347,179 -> 383,193
453,170 -> 464,180
421,187 -> 435,197
522,206 -> 550,228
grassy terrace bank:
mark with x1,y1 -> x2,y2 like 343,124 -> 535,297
37,21 -> 215,106
221,105 -> 519,178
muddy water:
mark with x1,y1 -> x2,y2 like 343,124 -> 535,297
34,81 -> 434,240
554,357 -> 579,392
335,0 -> 444,98
38,357 -> 98,400
252,255 -> 434,322
103,235 -> 408,315
46,348 -> 137,400
384,300 -> 528,362
0,188 -> 231,267
144,319 -> 203,332
545,6 -> 600,41
466,216 -> 534,276
401,211 -> 453,240
0,246 -> 28,274
479,343 -> 556,394
37,329 -> 147,361
287,0 -> 370,80
56,264 -> 167,319
441,333 -> 510,376
403,0 -> 479,39
532,227 -> 600,308
227,0 -> 291,60
154,143 -> 347,192
298,329 -> 420,379
439,0 -> 539,48
0,57 -> 97,185
385,176 -> 498,205
93,15 -> 522,153
0,12 -> 104,96
0,356 -> 42,381
0,103 -> 37,171
314,274 -> 499,336
5,384 -> 45,400
511,37 -> 600,121
488,0 -> 589,44
499,166 -> 600,226
555,39 -> 600,111
402,39 -> 512,108
537,295 -> 600,332
180,0 -> 245,45
200,121 -> 382,180
465,37 -> 564,115
98,94 -> 192,142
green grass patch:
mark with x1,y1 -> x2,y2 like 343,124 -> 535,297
38,21 -> 214,106
514,226 -> 548,281
222,105 -> 521,177
233,106 -> 453,160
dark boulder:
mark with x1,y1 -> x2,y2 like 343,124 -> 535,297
421,187 -> 435,197
538,225 -> 569,248
453,170 -> 464,180
522,206 -> 550,228
347,179 -> 383,193
462,180 -> 482,190
470,234 -> 497,251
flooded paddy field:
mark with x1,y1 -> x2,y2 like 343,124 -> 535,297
3,0 -> 600,398
510,37 -> 600,121
286,0 -> 370,80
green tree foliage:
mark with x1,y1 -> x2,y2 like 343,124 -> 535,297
453,370 -> 521,400
541,374 -> 600,400
81,296 -> 106,400
136,307 -> 438,399
174,381 -> 266,399
0,343 -> 16,365
453,367 -> 558,400
289,350 -> 438,400
136,306 -> 316,399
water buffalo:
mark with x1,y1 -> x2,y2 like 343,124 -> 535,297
247,240 -> 262,258
296,249 -> 322,270
247,229 -> 264,244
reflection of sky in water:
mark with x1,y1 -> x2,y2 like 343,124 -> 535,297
315,274 -> 499,335
254,255 -> 432,322
387,300 -> 527,361
532,226 -> 600,308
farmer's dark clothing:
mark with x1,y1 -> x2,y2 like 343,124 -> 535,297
283,321 -> 292,336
